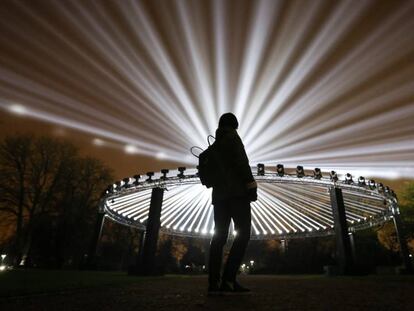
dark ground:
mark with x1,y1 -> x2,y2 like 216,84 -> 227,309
1,272 -> 413,311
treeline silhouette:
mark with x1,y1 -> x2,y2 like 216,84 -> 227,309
0,135 -> 113,268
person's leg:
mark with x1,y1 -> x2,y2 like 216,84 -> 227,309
208,200 -> 231,287
222,197 -> 251,283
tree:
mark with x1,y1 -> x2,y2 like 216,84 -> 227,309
0,135 -> 113,267
399,181 -> 414,238
99,222 -> 138,270
23,137 -> 78,266
51,156 -> 113,268
180,240 -> 204,272
157,236 -> 179,273
377,181 -> 414,254
0,135 -> 32,266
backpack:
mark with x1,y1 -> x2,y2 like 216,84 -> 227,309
198,141 -> 222,188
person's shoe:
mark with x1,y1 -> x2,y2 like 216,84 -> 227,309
207,282 -> 221,296
220,280 -> 251,295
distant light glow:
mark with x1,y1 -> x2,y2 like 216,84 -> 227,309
8,104 -> 27,115
124,144 -> 138,154
155,152 -> 166,160
53,128 -> 66,136
93,138 -> 105,146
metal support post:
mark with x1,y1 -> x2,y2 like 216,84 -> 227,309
139,187 -> 164,275
330,186 -> 353,274
391,204 -> 413,273
280,239 -> 288,254
136,230 -> 146,265
349,232 -> 356,263
87,211 -> 106,267
204,238 -> 210,273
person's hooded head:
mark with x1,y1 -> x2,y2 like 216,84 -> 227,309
218,113 -> 239,130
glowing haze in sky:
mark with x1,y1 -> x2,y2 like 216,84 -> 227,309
0,0 -> 414,178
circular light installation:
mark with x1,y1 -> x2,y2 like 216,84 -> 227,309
101,166 -> 396,240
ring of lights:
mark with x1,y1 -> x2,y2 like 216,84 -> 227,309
101,167 -> 397,240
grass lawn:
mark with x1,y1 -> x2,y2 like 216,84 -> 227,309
0,269 -> 148,297
1,271 -> 414,310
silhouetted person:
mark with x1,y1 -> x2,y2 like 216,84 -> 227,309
208,113 -> 257,294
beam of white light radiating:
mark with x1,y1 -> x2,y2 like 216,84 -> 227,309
0,0 -> 413,178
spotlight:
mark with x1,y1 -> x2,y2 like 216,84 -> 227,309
257,163 -> 265,176
146,172 -> 154,181
276,164 -> 284,177
296,166 -> 304,178
161,169 -> 169,179
330,171 -> 338,182
123,177 -> 131,188
368,179 -> 376,189
344,173 -> 353,184
313,168 -> 322,179
115,181 -> 122,191
385,186 -> 391,194
377,182 -> 384,192
133,175 -> 141,186
358,176 -> 366,186
178,167 -> 186,178
105,185 -> 113,195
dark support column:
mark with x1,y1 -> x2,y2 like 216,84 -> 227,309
87,211 -> 106,267
330,186 -> 353,275
138,187 -> 164,275
391,206 -> 413,273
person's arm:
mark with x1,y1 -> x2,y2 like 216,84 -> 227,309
231,135 -> 257,201
225,131 -> 255,184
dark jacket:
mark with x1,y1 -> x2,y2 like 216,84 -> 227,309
212,126 -> 255,204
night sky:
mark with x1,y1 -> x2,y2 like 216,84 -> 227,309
0,0 -> 414,181
0,111 -> 182,179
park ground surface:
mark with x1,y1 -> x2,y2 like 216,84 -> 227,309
0,270 -> 413,311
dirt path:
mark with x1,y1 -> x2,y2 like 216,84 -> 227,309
1,275 -> 413,311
